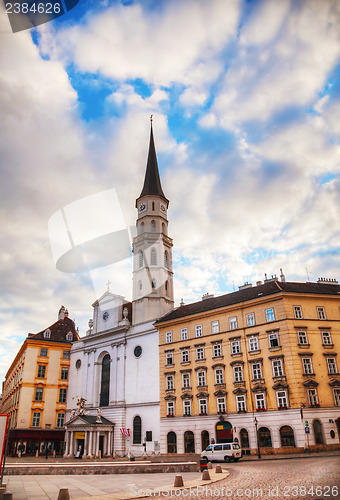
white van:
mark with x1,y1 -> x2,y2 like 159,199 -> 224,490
201,442 -> 242,463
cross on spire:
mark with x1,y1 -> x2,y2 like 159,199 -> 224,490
106,280 -> 111,292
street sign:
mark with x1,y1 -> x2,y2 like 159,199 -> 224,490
305,426 -> 310,434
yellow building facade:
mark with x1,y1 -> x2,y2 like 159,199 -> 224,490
156,277 -> 340,455
1,306 -> 78,456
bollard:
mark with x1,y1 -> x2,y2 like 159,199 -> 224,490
199,458 -> 208,472
57,489 -> 70,500
215,465 -> 222,473
3,492 -> 12,500
173,475 -> 184,487
202,470 -> 211,481
207,462 -> 213,469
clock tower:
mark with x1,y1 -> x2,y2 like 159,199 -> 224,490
132,120 -> 174,325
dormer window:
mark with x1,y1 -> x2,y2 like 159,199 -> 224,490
66,332 -> 73,341
44,329 -> 51,338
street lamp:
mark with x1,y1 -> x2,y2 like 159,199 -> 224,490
254,416 -> 261,460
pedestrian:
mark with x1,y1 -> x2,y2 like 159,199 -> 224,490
45,445 -> 48,459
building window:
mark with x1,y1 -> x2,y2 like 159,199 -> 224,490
35,387 -> 43,401
233,365 -> 243,382
302,358 -> 314,375
59,388 -> 67,403
165,280 -> 169,294
297,330 -> 308,345
215,368 -> 224,385
151,220 -> 156,232
229,316 -> 237,330
167,401 -> 175,416
268,332 -> 279,348
133,416 -> 142,444
317,306 -> 326,320
183,400 -> 192,416
100,354 -> 110,407
181,349 -> 189,363
246,313 -> 255,326
166,352 -> 174,365
333,389 -> 340,406
213,343 -> 222,358
276,390 -> 288,408
196,346 -> 205,360
62,351 -> 70,359
182,373 -> 191,389
231,340 -> 240,354
31,412 -> 41,427
248,336 -> 259,352
66,333 -> 73,341
61,367 -> 69,380
266,308 -> 275,322
293,306 -> 303,319
217,397 -> 226,413
150,248 -> 157,265
327,358 -> 338,374
37,365 -> 46,378
255,393 -> 266,410
211,321 -> 219,334
40,348 -> 48,357
199,399 -> 208,415
321,331 -> 332,345
236,395 -> 246,412
197,370 -> 206,387
138,251 -> 143,268
195,324 -> 202,337
44,329 -> 51,338
307,389 -> 319,406
152,278 -> 156,289
252,363 -> 262,380
164,251 -> 168,268
140,222 -> 144,233
166,375 -> 174,390
57,413 -> 65,428
272,359 -> 284,377
166,331 -> 172,344
181,328 -> 188,341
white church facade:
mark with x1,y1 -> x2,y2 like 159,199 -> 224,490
64,122 -> 174,458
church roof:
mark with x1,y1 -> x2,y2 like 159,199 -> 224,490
137,123 -> 168,203
155,281 -> 340,324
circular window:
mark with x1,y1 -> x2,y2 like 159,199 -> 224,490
330,430 -> 335,439
134,346 -> 142,358
75,359 -> 81,369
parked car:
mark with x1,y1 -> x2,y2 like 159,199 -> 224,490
201,442 -> 242,463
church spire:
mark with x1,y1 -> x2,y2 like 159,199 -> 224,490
138,117 -> 168,203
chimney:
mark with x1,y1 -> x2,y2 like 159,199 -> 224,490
58,306 -> 65,320
280,268 -> 286,282
202,293 -> 214,300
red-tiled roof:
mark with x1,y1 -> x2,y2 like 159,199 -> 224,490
155,281 -> 340,324
28,316 -> 79,343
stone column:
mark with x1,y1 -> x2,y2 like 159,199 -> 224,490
95,431 -> 100,458
88,431 -> 93,458
63,431 -> 69,457
69,431 -> 74,457
84,430 -> 88,456
107,431 -> 111,457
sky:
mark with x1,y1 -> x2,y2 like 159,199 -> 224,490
0,0 -> 340,384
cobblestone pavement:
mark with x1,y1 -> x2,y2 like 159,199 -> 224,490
142,456 -> 340,500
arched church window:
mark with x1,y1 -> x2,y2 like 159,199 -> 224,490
151,220 -> 156,232
152,201 -> 155,211
100,354 -> 110,407
133,415 -> 142,444
140,222 -> 144,233
164,251 -> 168,268
151,248 -> 157,265
138,251 -> 143,268
162,222 -> 166,234
165,280 -> 169,295
152,279 -> 156,289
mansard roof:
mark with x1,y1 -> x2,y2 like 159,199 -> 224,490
155,281 -> 340,324
28,315 -> 79,343
137,124 -> 168,203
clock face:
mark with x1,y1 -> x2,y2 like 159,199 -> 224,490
160,204 -> 166,213
134,345 -> 142,358
75,359 -> 81,369
138,202 -> 147,213
103,311 -> 109,321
